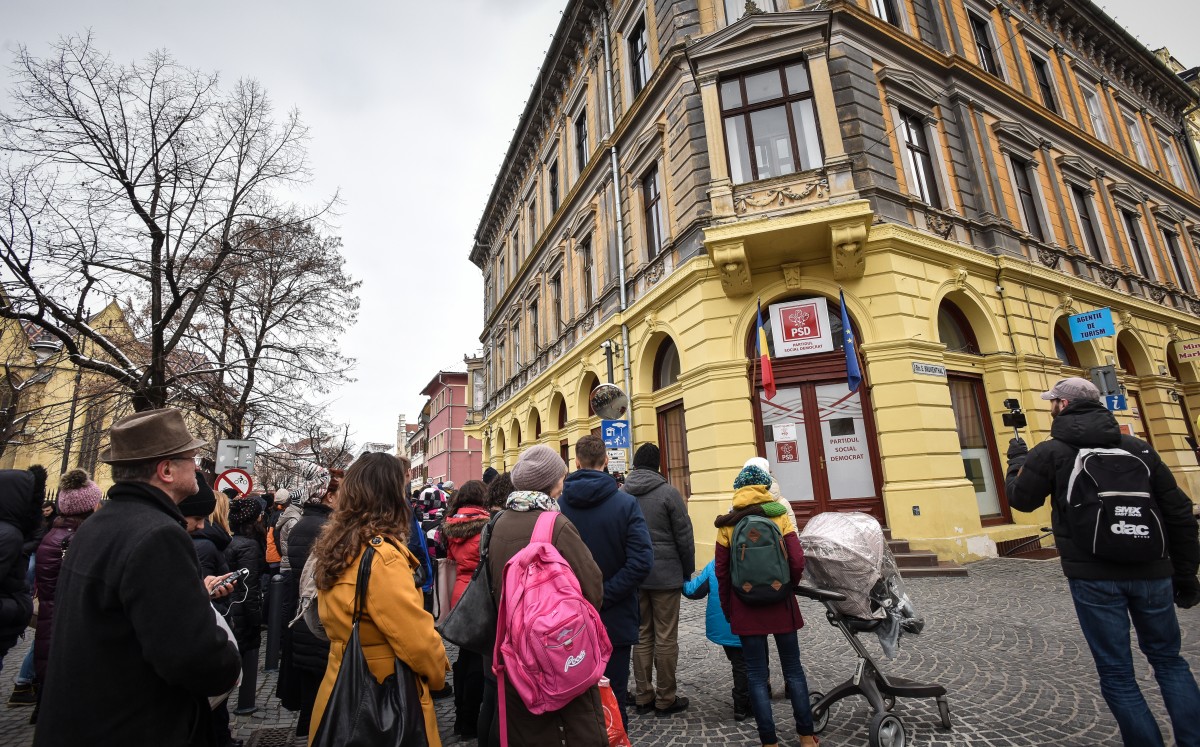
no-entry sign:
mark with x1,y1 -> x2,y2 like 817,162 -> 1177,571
215,468 -> 254,498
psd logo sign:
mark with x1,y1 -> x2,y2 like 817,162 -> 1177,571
769,297 -> 834,357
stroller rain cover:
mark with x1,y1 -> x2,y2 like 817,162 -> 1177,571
798,511 -> 924,657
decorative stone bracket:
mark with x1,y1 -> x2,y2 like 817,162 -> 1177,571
712,240 -> 752,296
830,220 -> 870,280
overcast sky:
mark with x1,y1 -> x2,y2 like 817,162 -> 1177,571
3,0 -> 1197,448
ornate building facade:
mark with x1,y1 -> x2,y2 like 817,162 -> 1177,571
469,0 -> 1200,561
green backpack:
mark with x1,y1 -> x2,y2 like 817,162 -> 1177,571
729,514 -> 791,605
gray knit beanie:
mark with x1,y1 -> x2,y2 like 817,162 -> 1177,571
511,444 -> 567,494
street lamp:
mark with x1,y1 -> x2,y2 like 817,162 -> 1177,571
599,339 -> 620,384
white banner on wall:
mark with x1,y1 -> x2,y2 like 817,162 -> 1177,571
769,297 -> 834,358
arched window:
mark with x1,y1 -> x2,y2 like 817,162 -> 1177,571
1117,339 -> 1139,376
937,301 -> 980,354
557,399 -> 568,429
1054,321 -> 1080,367
654,338 -> 681,390
533,412 -> 542,439
512,423 -> 522,447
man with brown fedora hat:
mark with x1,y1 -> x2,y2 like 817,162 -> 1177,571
35,408 -> 242,747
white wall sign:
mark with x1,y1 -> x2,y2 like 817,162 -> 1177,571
769,297 -> 834,357
912,361 -> 947,377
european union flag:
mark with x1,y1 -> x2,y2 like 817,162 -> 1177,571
840,289 -> 861,392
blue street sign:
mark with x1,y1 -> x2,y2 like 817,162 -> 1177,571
1068,308 -> 1115,343
601,419 -> 630,448
1105,394 -> 1127,412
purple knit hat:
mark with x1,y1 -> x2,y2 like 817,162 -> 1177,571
56,469 -> 103,516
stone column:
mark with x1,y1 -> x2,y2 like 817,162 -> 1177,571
1054,46 -> 1086,133
696,71 -> 736,220
803,43 -> 855,198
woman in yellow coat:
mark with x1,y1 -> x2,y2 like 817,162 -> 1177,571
309,452 -> 450,744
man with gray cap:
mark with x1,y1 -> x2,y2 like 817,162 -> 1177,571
35,409 -> 242,747
1005,377 -> 1200,747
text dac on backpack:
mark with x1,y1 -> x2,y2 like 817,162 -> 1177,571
494,511 -> 612,716
730,514 -> 791,604
1065,447 -> 1167,563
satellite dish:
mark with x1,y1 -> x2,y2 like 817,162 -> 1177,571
590,383 -> 630,420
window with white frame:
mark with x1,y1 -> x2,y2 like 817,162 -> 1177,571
1070,185 -> 1105,262
871,0 -> 902,26
1161,228 -> 1193,293
1081,86 -> 1108,143
497,341 -> 506,382
497,257 -> 506,295
550,271 -> 562,333
628,16 -> 651,98
720,60 -> 823,184
1122,111 -> 1150,167
527,198 -> 538,250
1120,209 -> 1154,279
968,12 -> 1002,79
1029,53 -> 1058,114
529,299 -> 539,353
1010,156 -> 1045,241
1159,135 -> 1186,187
513,321 -> 521,367
642,164 -> 665,260
897,109 -> 941,208
580,235 -> 594,308
574,110 -> 589,178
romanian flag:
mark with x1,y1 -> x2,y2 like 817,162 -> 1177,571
757,299 -> 776,400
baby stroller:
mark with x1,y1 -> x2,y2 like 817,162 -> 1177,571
795,512 -> 951,747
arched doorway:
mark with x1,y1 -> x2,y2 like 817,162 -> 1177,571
651,337 -> 690,500
938,298 -> 1011,524
746,294 -> 884,526
1116,332 -> 1155,445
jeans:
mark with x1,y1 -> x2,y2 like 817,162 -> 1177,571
605,644 -> 632,729
741,632 -> 814,744
1069,577 -> 1200,747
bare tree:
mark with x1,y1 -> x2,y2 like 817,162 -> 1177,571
255,417 -> 354,495
0,34 -> 326,410
180,219 -> 359,441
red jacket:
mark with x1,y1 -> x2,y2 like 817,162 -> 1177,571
714,485 -> 806,636
444,506 -> 491,608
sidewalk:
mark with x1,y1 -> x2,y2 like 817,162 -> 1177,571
3,557 -> 1198,745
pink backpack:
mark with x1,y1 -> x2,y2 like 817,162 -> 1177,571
495,511 -> 611,728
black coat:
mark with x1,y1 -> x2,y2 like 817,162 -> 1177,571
559,469 -> 653,646
623,468 -> 696,590
1006,399 -> 1200,583
0,469 -> 42,649
191,525 -> 231,614
223,533 -> 265,650
285,503 -> 332,673
34,481 -> 240,747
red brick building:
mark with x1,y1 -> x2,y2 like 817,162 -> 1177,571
420,371 -> 482,486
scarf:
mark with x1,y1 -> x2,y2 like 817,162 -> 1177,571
505,490 -> 559,513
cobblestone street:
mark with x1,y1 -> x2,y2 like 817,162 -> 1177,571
3,557 -> 1199,746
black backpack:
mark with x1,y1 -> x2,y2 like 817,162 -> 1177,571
1064,447 -> 1166,563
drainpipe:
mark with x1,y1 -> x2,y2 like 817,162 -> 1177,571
600,5 -> 636,438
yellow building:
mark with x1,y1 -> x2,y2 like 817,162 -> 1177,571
468,0 -> 1200,563
0,302 -> 139,492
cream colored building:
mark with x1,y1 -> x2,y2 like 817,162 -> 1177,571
468,0 -> 1200,562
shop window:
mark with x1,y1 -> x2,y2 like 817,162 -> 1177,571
937,301 -> 980,355
657,401 -> 691,500
1053,322 -> 1080,368
654,338 -> 681,389
720,60 -> 823,184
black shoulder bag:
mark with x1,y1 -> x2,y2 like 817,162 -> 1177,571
436,511 -> 502,655
310,543 -> 429,747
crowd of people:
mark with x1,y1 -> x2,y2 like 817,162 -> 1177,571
0,376 -> 1197,747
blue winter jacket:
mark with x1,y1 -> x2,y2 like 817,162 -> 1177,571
559,469 -> 653,646
683,560 -> 739,648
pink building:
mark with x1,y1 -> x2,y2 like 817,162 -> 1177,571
420,371 -> 482,486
